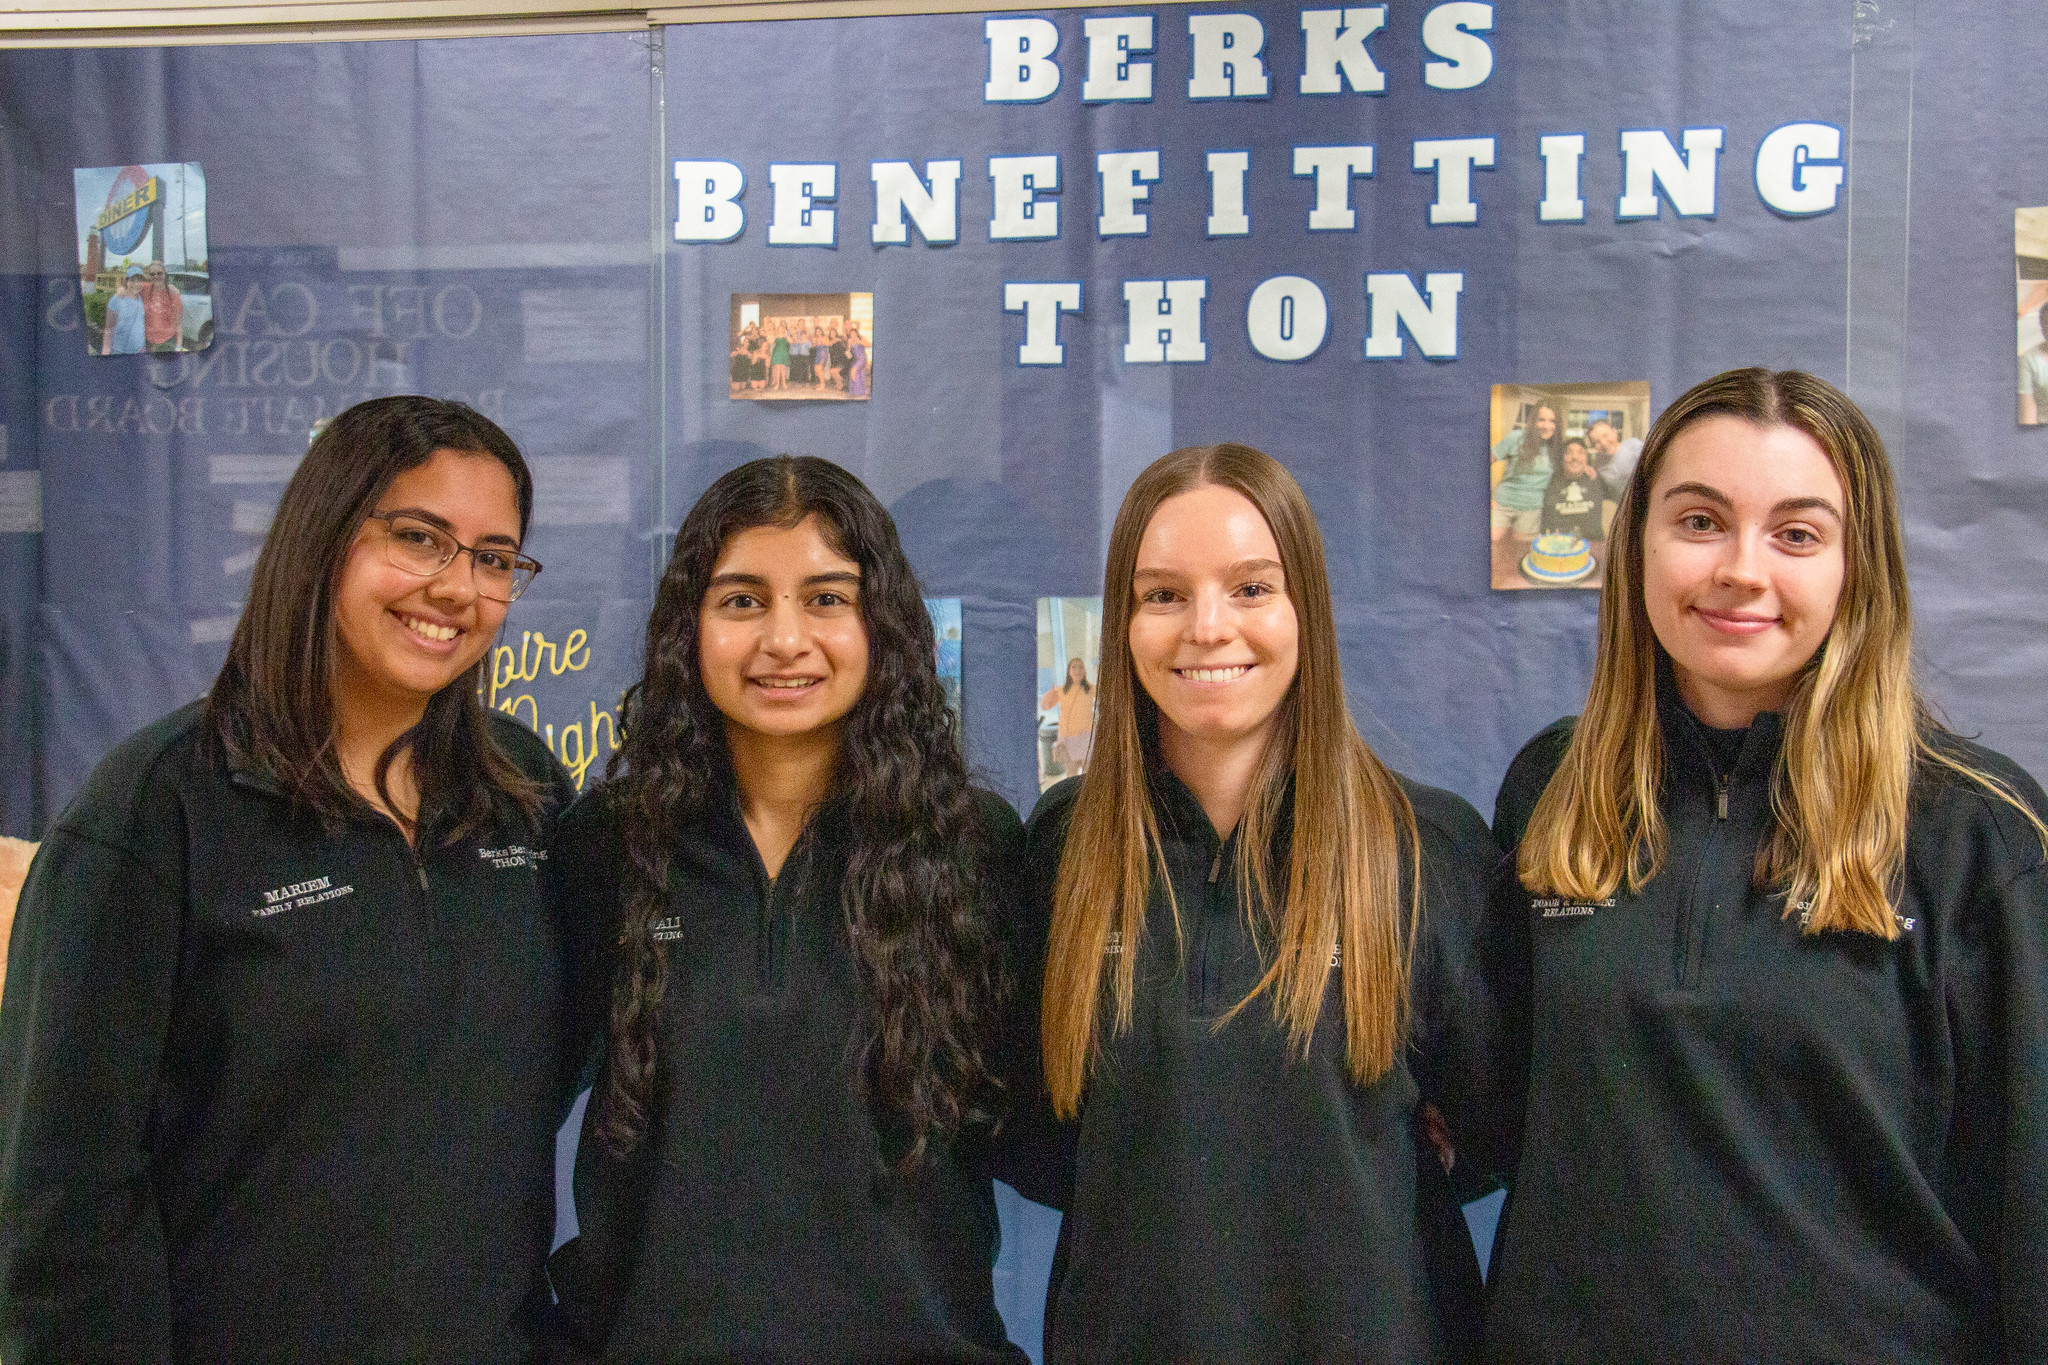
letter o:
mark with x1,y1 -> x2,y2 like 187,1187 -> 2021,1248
1246,275 -> 1328,362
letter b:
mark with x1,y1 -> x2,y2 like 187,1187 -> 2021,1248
675,160 -> 744,243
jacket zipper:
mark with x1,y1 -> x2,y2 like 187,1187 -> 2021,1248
1193,838 -> 1224,1007
1676,771 -> 1732,987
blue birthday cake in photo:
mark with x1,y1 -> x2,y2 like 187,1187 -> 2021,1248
1520,532 -> 1596,585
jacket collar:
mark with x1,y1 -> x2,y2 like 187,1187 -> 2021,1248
1143,749 -> 1297,852
1654,659 -> 1786,784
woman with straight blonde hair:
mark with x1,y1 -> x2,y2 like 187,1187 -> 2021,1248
1484,368 -> 2048,1363
1004,443 -> 1504,1364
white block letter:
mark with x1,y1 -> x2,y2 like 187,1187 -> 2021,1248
990,155 -> 1061,240
1299,8 -> 1387,95
1206,150 -> 1251,236
1293,145 -> 1375,231
1755,123 -> 1843,217
1247,275 -> 1328,361
1082,16 -> 1153,102
1123,279 -> 1208,362
1005,282 -> 1083,364
1412,136 -> 1495,225
986,18 -> 1061,102
1188,15 -> 1269,98
1364,271 -> 1461,359
871,160 -> 962,245
1422,3 -> 1493,89
1097,151 -> 1160,236
675,160 -> 744,243
766,164 -> 836,246
1618,127 -> 1724,219
1538,134 -> 1586,222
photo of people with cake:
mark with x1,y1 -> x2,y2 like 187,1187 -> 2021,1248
1489,381 -> 1652,591
729,292 -> 873,401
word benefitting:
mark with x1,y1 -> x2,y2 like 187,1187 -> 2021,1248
677,132 -> 1839,249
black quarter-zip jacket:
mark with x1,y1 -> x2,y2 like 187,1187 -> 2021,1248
1007,767 -> 1505,1365
0,700 -> 577,1364
549,783 -> 1030,1365
1484,698 -> 2048,1364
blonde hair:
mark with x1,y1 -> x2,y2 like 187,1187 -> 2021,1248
1042,443 -> 1419,1118
1519,368 -> 2047,936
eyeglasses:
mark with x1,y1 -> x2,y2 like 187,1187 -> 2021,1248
367,511 -> 542,602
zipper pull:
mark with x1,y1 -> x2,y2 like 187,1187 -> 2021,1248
416,862 -> 429,890
1208,848 -> 1222,884
1716,774 -> 1730,821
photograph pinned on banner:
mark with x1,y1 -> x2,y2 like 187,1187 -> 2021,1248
74,163 -> 211,357
729,292 -> 873,400
924,598 -> 963,728
1036,597 -> 1101,792
1488,381 -> 1651,592
2016,208 -> 2048,424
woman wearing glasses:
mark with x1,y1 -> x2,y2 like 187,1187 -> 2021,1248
0,396 -> 574,1363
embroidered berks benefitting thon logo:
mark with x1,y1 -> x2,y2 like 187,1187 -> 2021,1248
477,844 -> 547,871
1533,896 -> 1615,920
254,875 -> 355,918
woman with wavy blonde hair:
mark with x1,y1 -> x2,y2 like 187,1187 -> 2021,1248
1007,442 -> 1504,1365
1485,368 -> 2048,1363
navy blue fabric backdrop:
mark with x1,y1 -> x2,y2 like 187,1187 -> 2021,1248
4,4 -> 2047,1358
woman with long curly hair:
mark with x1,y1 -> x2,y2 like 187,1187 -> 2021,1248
1485,369 -> 2048,1362
1012,443 -> 1505,1364
548,455 -> 1026,1363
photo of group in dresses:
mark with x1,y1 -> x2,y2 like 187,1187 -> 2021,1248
1488,380 -> 1651,591
2015,208 -> 2048,425
728,292 -> 873,401
1036,596 -> 1099,791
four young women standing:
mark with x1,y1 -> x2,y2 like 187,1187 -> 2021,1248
4,367 -> 2043,1363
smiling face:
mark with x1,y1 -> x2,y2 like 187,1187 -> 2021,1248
1641,415 -> 1848,727
1589,420 -> 1619,457
697,515 -> 870,747
331,448 -> 520,729
1563,441 -> 1590,476
1128,484 -> 1300,770
1533,406 -> 1558,441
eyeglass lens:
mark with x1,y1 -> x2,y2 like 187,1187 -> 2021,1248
381,516 -> 536,602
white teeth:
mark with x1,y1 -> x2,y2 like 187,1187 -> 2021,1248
401,615 -> 458,642
755,677 -> 819,689
1179,665 -> 1250,683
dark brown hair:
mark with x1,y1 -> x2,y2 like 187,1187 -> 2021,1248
205,395 -> 543,841
596,455 -> 1005,1166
